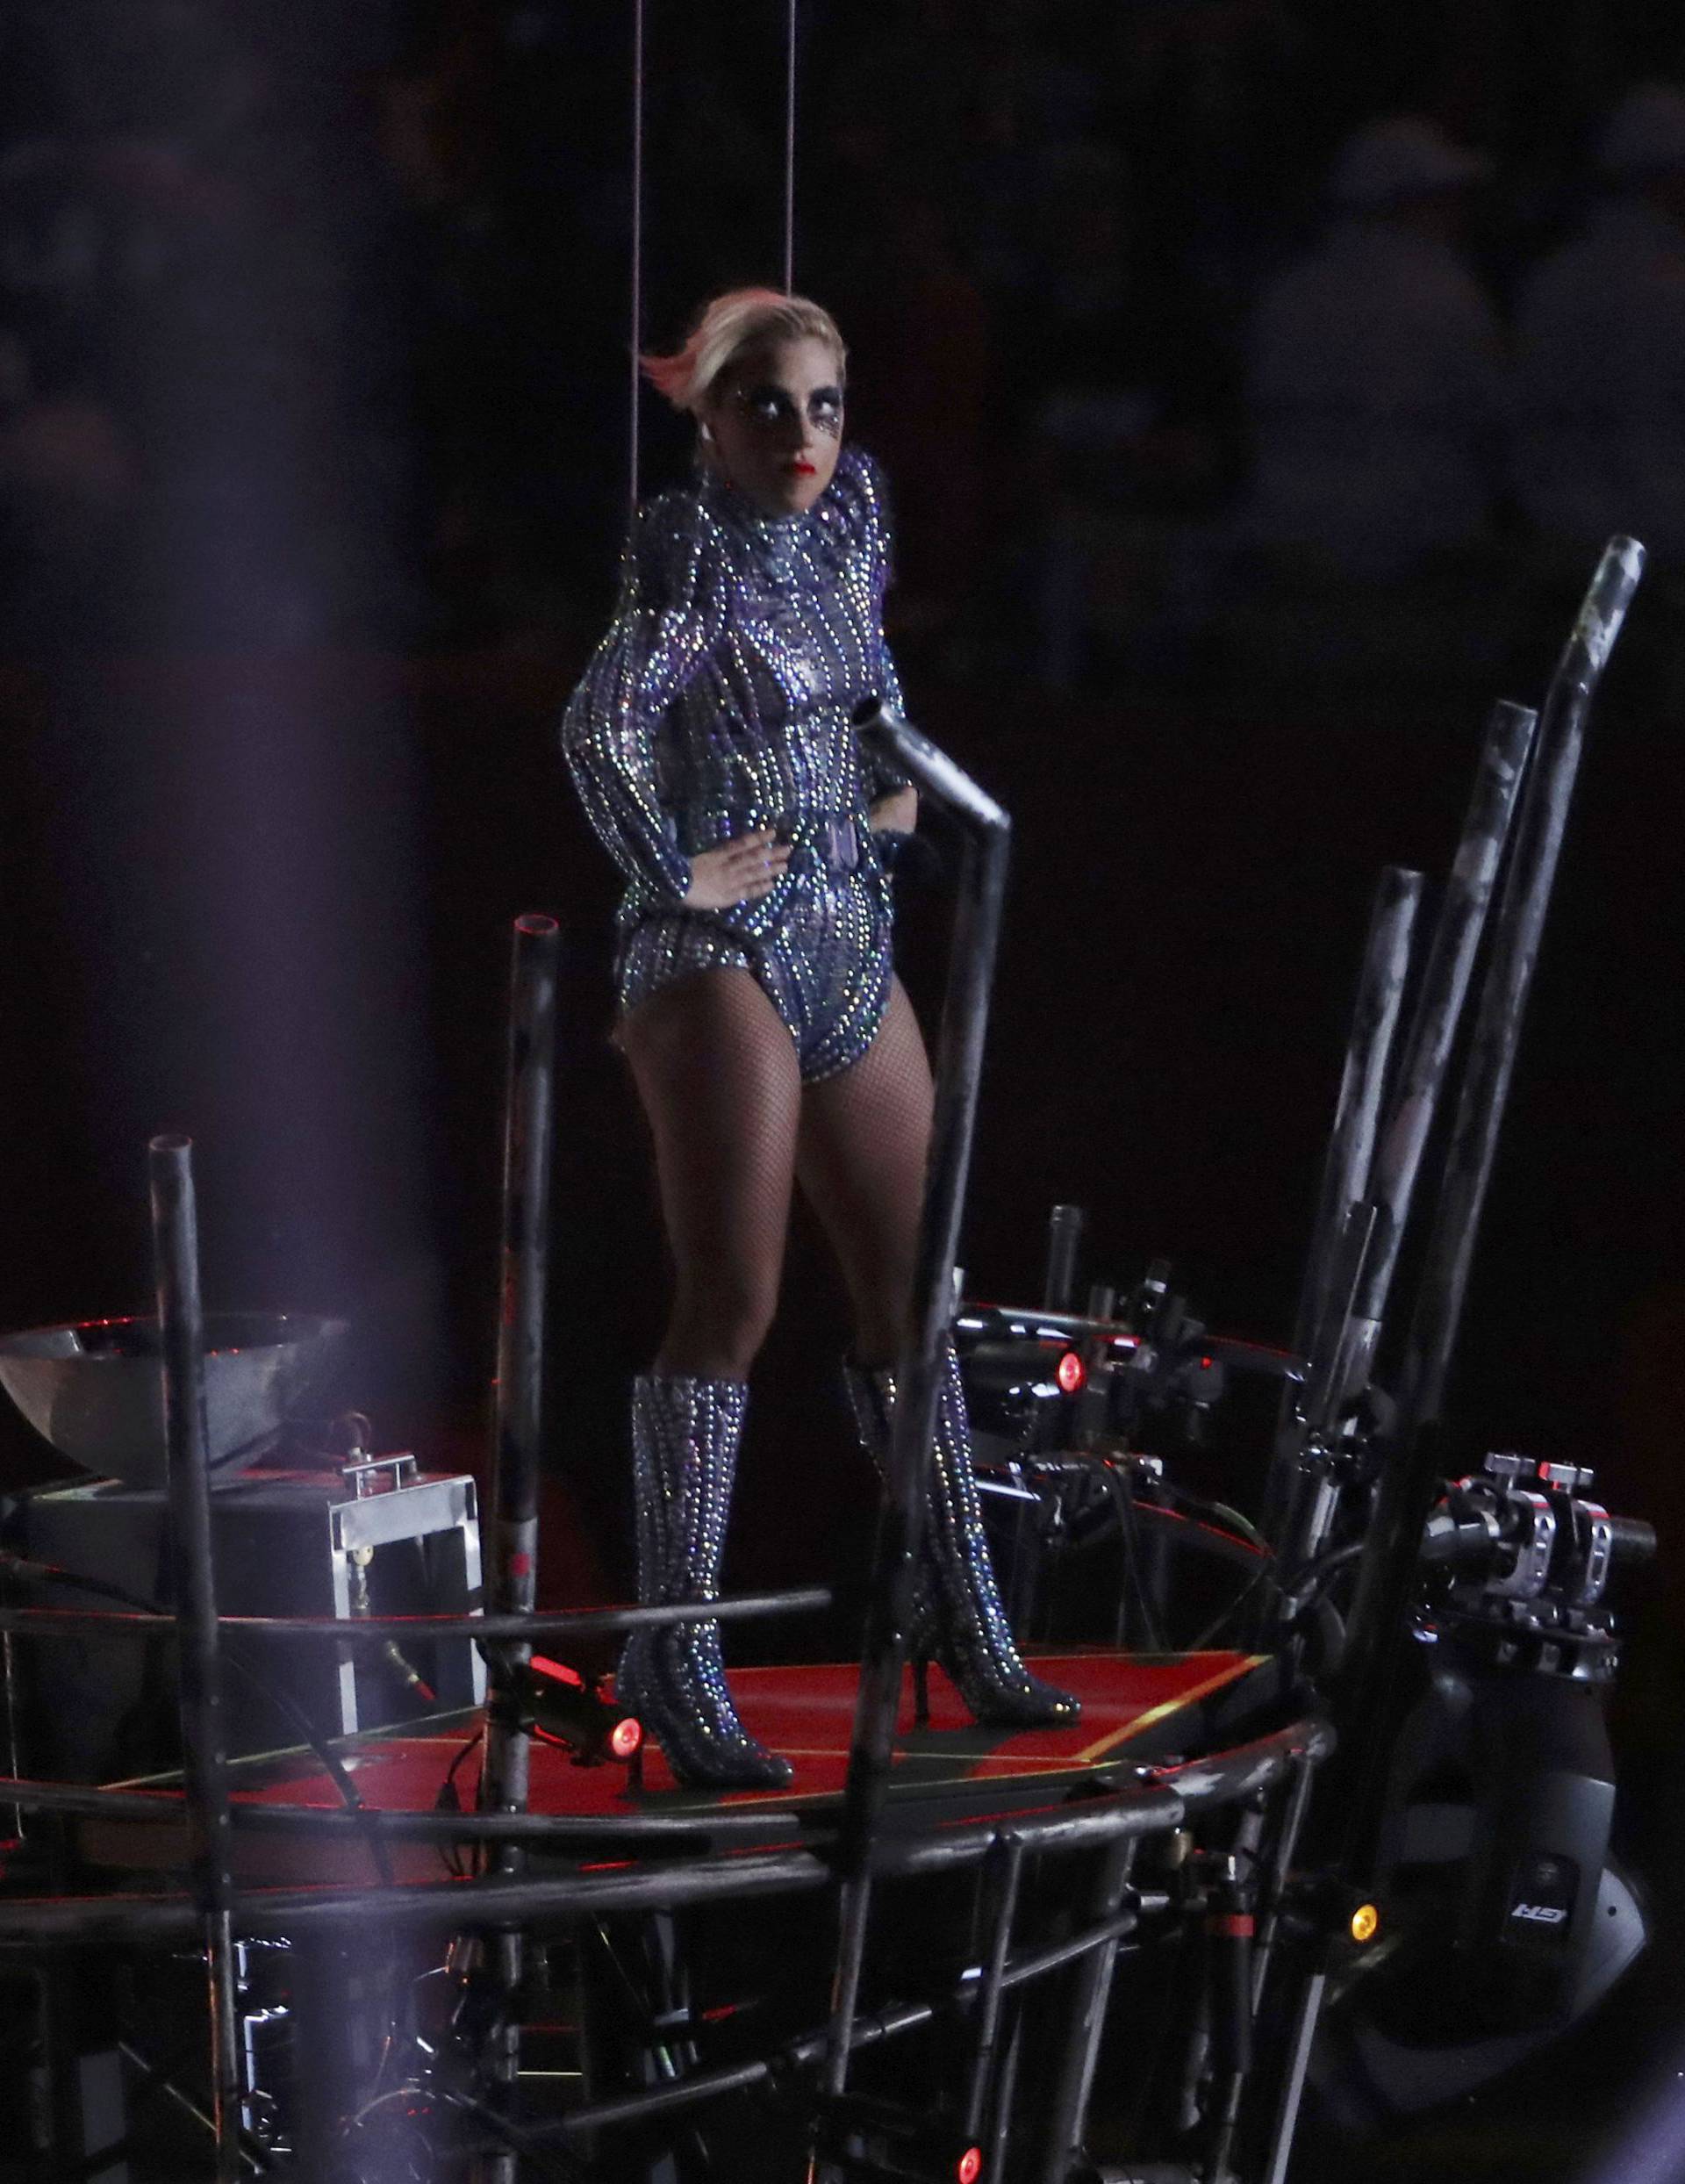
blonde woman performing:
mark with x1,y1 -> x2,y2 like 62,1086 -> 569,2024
563,289 -> 1078,1788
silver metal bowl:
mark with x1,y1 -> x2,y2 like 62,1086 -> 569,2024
0,1312 -> 348,1489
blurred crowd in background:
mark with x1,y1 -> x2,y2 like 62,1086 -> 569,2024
3,0 -> 1684,702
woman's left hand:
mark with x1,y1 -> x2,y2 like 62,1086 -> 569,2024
868,787 -> 918,835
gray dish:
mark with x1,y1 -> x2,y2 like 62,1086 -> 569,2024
0,1312 -> 348,1489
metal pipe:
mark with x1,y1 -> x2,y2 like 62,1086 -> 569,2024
1312,700 -> 1540,1438
1260,1967 -> 1328,2184
0,1718 -> 1328,1950
1037,1838 -> 1139,2184
964,1835 -> 1026,2137
1043,1203 -> 1085,1311
8,1720 -> 1329,1855
464,1766 -> 1183,1869
1,1615 -> 22,1843
0,1772 -> 819,1846
828,700 -> 1013,2098
0,1588 -> 832,1643
1256,866 -> 1422,1570
477,911 -> 560,2183
1250,1752 -> 1316,2014
482,911 -> 560,1809
21,1721 -> 1330,1857
1335,536 -> 1645,1849
1154,1717 -> 1335,1814
1291,866 -> 1424,1378
0,1845 -> 835,1948
148,1134 -> 241,2181
1265,700 -> 1540,1645
989,2008 -> 1025,2184
1402,546 -> 1644,1435
528,1906 -> 1145,2148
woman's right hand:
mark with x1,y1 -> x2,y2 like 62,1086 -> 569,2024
682,827 -> 792,910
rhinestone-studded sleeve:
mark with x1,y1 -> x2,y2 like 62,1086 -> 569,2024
561,492 -> 729,901
835,447 -> 913,799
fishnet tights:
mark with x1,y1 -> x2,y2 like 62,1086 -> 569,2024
620,968 -> 934,1378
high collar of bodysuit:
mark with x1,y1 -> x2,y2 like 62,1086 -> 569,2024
699,462 -> 833,586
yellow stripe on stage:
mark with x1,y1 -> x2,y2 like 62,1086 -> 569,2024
1072,1655 -> 1267,1767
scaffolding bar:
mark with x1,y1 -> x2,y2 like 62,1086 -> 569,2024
1292,866 -> 1424,1381
477,912 -> 560,2182
1256,862 -> 1423,1590
534,1902 -> 1150,2146
0,1773 -> 820,1845
1312,699 -> 1539,1436
1037,1837 -> 1141,2183
0,1718 -> 1327,1948
964,1835 -> 1027,2137
828,700 -> 1013,2098
1401,542 -> 1646,1437
148,1134 -> 242,2182
0,1589 -> 832,1643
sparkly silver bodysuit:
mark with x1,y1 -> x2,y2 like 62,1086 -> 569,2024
562,444 -> 907,1081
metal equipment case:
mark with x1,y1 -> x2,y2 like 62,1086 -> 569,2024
12,1462 -> 484,1780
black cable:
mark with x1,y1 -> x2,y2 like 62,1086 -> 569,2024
1290,1538 -> 1366,1609
1099,1462 -> 1166,1651
112,2030 -> 282,2176
1083,1476 -> 1273,1651
1187,1562 -> 1274,1653
436,1727 -> 484,1878
1158,1480 -> 1271,1552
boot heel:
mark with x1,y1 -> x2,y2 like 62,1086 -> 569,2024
843,1351 -> 1079,1733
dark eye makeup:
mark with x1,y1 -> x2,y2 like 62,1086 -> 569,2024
735,382 -> 845,432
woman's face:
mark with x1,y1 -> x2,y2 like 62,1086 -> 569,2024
702,334 -> 844,518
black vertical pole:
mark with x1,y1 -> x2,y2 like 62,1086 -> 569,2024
1036,1839 -> 1140,2183
1290,866 -> 1425,1379
1257,864 -> 1423,1570
964,1836 -> 1026,2140
1401,561 -> 1642,1431
1267,697 -> 1540,1622
1310,698 -> 1539,1436
826,704 -> 1011,2102
1335,539 -> 1644,1841
149,1134 -> 240,2182
1043,1203 -> 1085,1312
477,912 -> 561,2183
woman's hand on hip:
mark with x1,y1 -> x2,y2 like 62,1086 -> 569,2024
682,827 -> 792,909
868,787 -> 918,835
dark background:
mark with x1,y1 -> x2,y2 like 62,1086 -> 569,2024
1,4 -> 1682,2177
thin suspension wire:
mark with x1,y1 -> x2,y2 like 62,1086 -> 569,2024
782,0 -> 797,291
628,0 -> 647,524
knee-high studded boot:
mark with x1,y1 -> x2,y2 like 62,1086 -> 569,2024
843,1344 -> 1080,1728
614,1375 -> 792,1790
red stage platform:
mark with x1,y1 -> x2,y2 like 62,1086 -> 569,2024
84,1649 -> 1280,1885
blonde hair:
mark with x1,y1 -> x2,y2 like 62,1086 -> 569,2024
642,288 -> 846,415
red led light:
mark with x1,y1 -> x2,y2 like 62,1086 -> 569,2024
957,2149 -> 983,2184
1057,1351 -> 1086,1395
531,1655 -> 584,1688
610,1716 -> 643,1761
